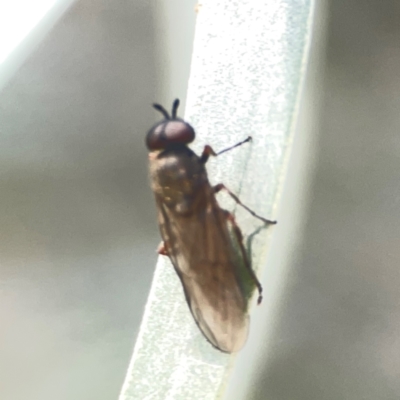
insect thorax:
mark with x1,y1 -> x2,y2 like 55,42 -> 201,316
149,147 -> 210,215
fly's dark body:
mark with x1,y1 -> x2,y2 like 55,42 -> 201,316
146,99 -> 276,353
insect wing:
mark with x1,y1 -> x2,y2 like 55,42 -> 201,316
156,194 -> 249,353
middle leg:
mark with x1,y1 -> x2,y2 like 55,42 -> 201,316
214,183 -> 277,225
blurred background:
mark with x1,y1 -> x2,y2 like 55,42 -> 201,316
0,1 -> 400,399
252,2 -> 400,399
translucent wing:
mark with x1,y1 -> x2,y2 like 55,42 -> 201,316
156,192 -> 250,353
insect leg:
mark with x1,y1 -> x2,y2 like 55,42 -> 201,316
157,241 -> 169,256
200,136 -> 252,163
214,183 -> 277,225
223,210 -> 263,304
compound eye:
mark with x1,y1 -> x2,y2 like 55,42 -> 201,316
146,120 -> 195,150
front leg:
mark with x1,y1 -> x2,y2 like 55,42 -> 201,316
200,136 -> 252,163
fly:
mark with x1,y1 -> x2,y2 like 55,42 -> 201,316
146,99 -> 276,353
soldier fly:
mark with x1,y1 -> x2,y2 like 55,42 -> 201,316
146,99 -> 276,353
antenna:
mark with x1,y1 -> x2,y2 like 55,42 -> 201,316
153,103 -> 170,120
171,98 -> 180,119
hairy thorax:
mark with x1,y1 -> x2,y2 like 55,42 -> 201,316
149,147 -> 211,215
